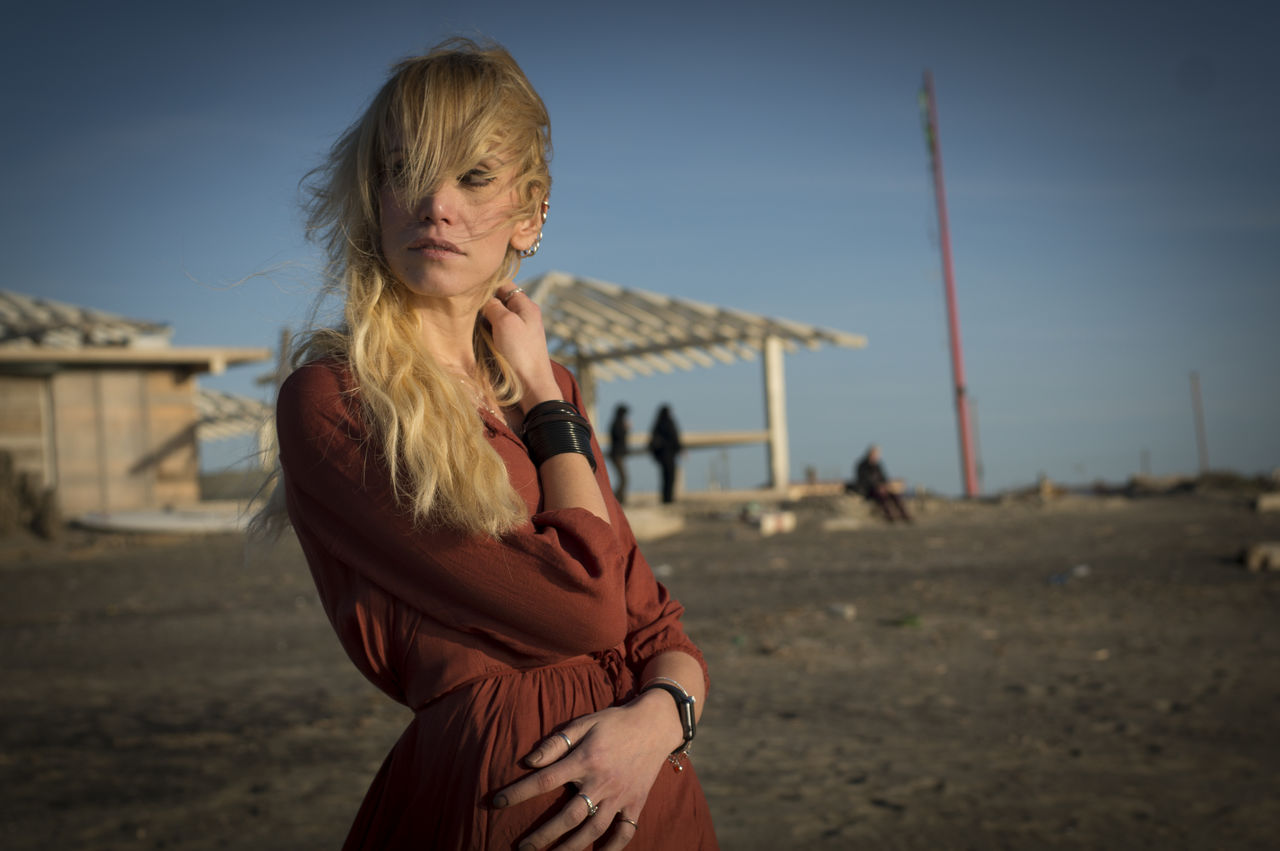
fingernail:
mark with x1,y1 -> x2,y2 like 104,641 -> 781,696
526,750 -> 544,766
493,794 -> 508,809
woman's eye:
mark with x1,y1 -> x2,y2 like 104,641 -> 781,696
460,168 -> 495,188
384,160 -> 407,183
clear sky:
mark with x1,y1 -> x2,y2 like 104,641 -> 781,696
4,0 -> 1277,495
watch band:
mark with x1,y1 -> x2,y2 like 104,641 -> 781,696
642,682 -> 697,754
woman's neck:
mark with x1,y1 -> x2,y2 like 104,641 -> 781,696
410,299 -> 482,375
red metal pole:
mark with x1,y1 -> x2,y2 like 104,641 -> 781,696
921,70 -> 979,497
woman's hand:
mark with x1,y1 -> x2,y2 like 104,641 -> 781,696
482,285 -> 562,413
493,690 -> 684,850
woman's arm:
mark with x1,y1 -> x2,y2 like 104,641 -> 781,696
482,285 -> 708,848
482,287 -> 610,525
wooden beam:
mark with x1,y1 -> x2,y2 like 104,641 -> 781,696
0,346 -> 271,371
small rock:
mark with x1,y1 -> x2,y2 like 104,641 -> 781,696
1255,493 -> 1280,513
755,510 -> 796,536
1242,542 -> 1280,572
826,602 -> 857,621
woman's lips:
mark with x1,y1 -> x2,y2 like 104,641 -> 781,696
408,237 -> 462,254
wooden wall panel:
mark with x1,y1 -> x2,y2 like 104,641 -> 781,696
145,370 -> 199,506
0,375 -> 50,488
50,371 -> 103,515
97,370 -> 150,510
46,367 -> 204,514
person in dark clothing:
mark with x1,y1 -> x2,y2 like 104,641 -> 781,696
849,444 -> 912,522
649,405 -> 683,504
608,403 -> 630,505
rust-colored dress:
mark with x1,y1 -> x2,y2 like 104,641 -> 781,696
277,358 -> 718,850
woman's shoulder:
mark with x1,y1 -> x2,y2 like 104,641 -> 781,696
281,356 -> 352,398
278,357 -> 360,425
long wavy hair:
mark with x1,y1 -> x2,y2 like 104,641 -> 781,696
254,38 -> 551,539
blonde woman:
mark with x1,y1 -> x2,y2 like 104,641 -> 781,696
262,39 -> 716,850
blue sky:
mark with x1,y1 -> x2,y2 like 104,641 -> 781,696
4,0 -> 1277,495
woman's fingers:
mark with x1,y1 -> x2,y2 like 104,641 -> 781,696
495,764 -> 573,810
495,725 -> 585,808
491,285 -> 538,320
525,729 -> 576,768
597,816 -> 639,851
519,794 -> 611,851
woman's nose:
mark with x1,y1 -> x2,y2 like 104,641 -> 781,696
415,186 -> 458,223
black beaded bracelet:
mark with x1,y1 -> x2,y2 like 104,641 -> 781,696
522,399 -> 583,428
523,411 -> 592,434
522,412 -> 596,470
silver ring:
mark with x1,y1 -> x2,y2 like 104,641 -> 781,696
619,816 -> 639,829
555,731 -> 572,748
500,286 -> 525,305
577,792 -> 599,817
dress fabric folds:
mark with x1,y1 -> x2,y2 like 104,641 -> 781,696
277,358 -> 717,850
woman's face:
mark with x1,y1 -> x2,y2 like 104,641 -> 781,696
378,149 -> 540,308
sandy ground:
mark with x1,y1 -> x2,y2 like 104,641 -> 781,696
2,492 -> 1279,850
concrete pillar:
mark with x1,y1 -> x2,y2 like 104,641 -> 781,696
763,335 -> 789,491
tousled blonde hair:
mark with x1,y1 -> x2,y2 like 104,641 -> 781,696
256,38 -> 551,539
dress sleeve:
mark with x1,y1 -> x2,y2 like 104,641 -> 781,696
277,360 -> 630,664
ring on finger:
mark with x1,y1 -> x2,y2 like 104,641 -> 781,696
499,286 -> 525,306
619,816 -> 639,829
555,731 -> 572,749
577,792 -> 599,817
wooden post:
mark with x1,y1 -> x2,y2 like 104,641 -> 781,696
763,335 -> 789,491
257,327 -> 292,470
575,353 -> 597,428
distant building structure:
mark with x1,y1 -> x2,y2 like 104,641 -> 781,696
0,291 -> 270,516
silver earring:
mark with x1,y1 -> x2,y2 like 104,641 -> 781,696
519,200 -> 549,259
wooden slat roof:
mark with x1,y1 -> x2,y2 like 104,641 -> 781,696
0,290 -> 270,373
195,388 -> 271,441
1,289 -> 170,349
520,271 -> 866,381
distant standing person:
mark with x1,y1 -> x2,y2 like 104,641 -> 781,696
608,403 -> 630,504
850,444 -> 912,522
649,405 -> 683,504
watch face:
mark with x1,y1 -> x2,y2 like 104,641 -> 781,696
646,683 -> 696,746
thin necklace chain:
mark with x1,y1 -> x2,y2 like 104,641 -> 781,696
456,375 -> 498,417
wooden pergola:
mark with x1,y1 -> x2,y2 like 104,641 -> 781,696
520,271 -> 867,491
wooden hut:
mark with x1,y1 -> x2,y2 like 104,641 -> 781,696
0,291 -> 270,516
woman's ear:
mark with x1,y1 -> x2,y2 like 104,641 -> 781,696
510,199 -> 548,253
511,214 -> 541,251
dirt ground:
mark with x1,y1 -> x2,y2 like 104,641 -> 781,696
2,492 -> 1279,850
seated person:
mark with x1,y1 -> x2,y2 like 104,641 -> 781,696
846,444 -> 912,523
